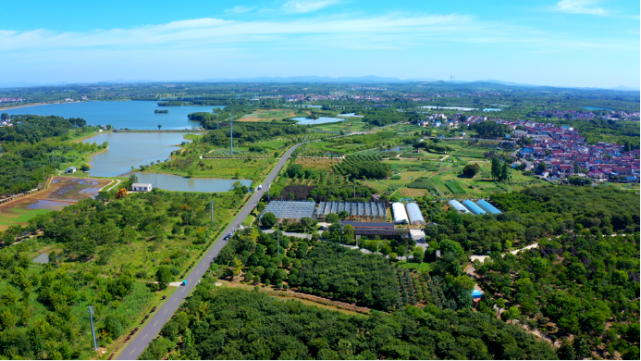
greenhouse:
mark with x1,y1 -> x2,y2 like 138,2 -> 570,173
476,199 -> 502,214
448,200 -> 471,214
392,202 -> 409,224
462,200 -> 487,215
261,201 -> 316,221
315,201 -> 386,221
406,203 -> 425,225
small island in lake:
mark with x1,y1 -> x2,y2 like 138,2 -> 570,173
155,109 -> 169,114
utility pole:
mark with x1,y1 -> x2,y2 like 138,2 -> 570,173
88,306 -> 98,351
277,223 -> 281,258
230,113 -> 233,155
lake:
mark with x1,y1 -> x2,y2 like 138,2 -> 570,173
291,117 -> 345,125
83,132 -> 190,177
583,106 -> 614,111
136,172 -> 252,192
5,101 -> 223,130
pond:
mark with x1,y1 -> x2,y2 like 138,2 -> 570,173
135,172 -> 252,192
583,106 -> 614,111
291,117 -> 345,125
83,132 -> 193,177
32,252 -> 50,264
4,101 -> 223,130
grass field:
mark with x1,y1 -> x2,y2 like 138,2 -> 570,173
398,262 -> 432,272
399,188 -> 428,197
149,157 -> 276,182
239,109 -> 296,122
294,157 -> 340,171
445,180 -> 466,195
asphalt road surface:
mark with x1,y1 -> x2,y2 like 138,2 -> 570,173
117,143 -> 301,360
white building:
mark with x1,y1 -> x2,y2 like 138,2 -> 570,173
132,183 -> 153,192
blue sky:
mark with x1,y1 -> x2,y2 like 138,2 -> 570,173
1,0 -> 639,88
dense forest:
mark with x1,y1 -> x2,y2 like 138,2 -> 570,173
472,120 -> 512,138
475,233 -> 640,359
215,229 -> 403,310
0,115 -> 87,143
0,115 -> 100,196
0,190 -> 241,359
142,287 -> 557,360
425,186 -> 639,253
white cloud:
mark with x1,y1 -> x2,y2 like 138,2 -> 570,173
0,14 -> 480,51
225,5 -> 255,14
0,12 -> 633,55
282,0 -> 340,14
554,0 -> 608,15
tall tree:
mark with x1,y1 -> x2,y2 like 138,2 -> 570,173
491,157 -> 502,180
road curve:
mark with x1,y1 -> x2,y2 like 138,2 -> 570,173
117,143 -> 301,360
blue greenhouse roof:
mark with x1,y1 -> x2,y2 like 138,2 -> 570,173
462,200 -> 487,215
476,200 -> 502,215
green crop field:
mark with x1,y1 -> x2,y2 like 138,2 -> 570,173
445,180 -> 466,195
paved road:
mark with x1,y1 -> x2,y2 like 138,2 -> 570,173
117,143 -> 301,360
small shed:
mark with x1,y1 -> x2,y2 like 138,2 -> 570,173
66,166 -> 76,174
132,183 -> 153,192
409,229 -> 426,242
406,203 -> 425,225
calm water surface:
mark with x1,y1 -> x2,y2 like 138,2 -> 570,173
32,253 -> 50,264
136,172 -> 252,192
5,101 -> 222,130
582,106 -> 614,111
83,132 -> 190,177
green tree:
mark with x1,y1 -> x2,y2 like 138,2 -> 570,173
462,163 -> 480,177
261,212 -> 277,228
103,315 -> 124,338
156,266 -> 173,289
80,163 -> 90,172
325,213 -> 339,223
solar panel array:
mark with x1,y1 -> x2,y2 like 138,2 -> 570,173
261,201 -> 316,220
316,201 -> 386,218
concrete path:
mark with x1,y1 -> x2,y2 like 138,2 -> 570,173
117,143 -> 301,360
262,230 -> 312,239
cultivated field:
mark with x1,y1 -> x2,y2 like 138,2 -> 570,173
0,177 -> 111,230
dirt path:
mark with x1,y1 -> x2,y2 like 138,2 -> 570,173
104,178 -> 121,192
470,242 -> 539,263
215,279 -> 372,315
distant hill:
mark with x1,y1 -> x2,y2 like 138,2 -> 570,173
200,75 -> 414,83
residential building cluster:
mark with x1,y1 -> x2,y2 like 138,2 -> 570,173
0,97 -> 24,103
510,121 -> 639,182
537,109 -> 640,121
